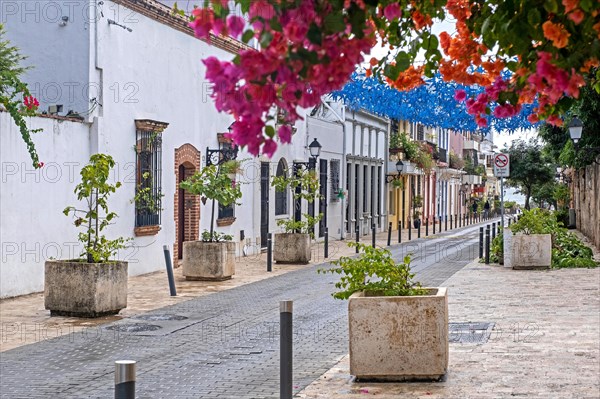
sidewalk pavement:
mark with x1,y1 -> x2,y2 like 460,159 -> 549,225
297,260 -> 600,399
1,218 -> 494,353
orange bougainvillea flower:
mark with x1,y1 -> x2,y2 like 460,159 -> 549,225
542,20 -> 571,48
365,68 -> 372,77
594,21 -> 600,39
387,65 -> 425,91
369,57 -> 378,66
580,58 -> 600,73
411,10 -> 432,30
562,0 -> 579,13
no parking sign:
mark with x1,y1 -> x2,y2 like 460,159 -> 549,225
493,153 -> 510,177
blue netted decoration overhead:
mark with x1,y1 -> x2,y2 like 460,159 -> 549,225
331,72 -> 538,135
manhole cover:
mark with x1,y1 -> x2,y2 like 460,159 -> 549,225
449,322 -> 494,344
133,314 -> 188,321
105,323 -> 162,333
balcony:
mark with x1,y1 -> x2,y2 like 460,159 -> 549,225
464,140 -> 480,151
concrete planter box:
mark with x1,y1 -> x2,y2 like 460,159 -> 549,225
182,241 -> 235,280
273,233 -> 311,264
44,260 -> 128,317
510,234 -> 552,270
348,288 -> 448,381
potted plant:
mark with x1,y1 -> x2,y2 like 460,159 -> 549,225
318,243 -> 448,381
45,154 -> 130,317
271,168 -> 321,264
412,195 -> 423,229
179,160 -> 242,280
505,209 -> 553,269
274,213 -> 322,264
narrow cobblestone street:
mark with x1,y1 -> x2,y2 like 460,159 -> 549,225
0,225 -> 482,398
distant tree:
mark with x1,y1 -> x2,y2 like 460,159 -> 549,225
504,139 -> 554,210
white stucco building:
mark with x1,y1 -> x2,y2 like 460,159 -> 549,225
1,0 -> 388,297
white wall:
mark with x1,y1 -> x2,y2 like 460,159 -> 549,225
1,0 -> 93,116
1,112 -> 91,297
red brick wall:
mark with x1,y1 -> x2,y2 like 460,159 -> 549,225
173,144 -> 201,266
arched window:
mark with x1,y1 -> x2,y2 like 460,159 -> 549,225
275,159 -> 288,215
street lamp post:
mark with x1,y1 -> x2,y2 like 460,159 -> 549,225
293,138 -> 322,225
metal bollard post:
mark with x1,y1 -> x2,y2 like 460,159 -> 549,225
115,360 -> 136,399
450,214 -> 453,230
479,227 -> 484,259
418,220 -> 421,238
267,233 -> 273,272
162,245 -> 177,296
280,300 -> 293,399
387,222 -> 392,246
324,228 -> 329,259
459,213 -> 462,228
508,217 -> 511,227
433,216 -> 436,234
355,225 -> 360,253
372,225 -> 376,248
425,218 -> 429,236
398,221 -> 402,243
492,222 -> 496,240
408,220 -> 412,240
485,226 -> 490,265
498,223 -> 501,237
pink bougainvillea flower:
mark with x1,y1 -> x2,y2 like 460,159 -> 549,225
226,15 -> 245,39
277,125 -> 293,144
23,95 -> 39,110
262,138 -> 277,158
453,89 -> 467,102
562,0 -> 579,13
37,161 -> 44,168
190,8 -> 214,39
568,9 -> 585,25
383,3 -> 402,20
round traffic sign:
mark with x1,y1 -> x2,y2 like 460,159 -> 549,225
495,154 -> 508,168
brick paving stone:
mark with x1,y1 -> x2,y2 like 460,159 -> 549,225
0,225 -> 485,398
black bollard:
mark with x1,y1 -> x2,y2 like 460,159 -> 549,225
324,228 -> 329,258
485,226 -> 490,264
418,220 -> 421,238
450,214 -> 453,230
398,220 -> 402,243
425,218 -> 429,236
408,220 -> 412,240
492,222 -> 496,240
433,216 -> 436,234
267,233 -> 272,272
508,217 -> 511,227
115,360 -> 136,399
387,222 -> 392,247
372,225 -> 376,248
162,245 -> 177,296
445,215 -> 448,231
479,227 -> 484,259
280,300 -> 293,399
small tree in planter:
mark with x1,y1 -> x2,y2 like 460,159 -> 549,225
271,168 -> 321,263
506,208 -> 554,269
412,195 -> 423,229
179,161 -> 242,280
319,242 -> 448,381
45,153 -> 130,317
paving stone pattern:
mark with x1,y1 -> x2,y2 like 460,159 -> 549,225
0,227 -> 481,398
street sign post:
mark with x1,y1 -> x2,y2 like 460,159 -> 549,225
493,153 -> 509,229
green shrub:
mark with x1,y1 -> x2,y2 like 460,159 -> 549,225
318,242 -> 427,300
510,208 -> 598,269
490,232 -> 503,264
